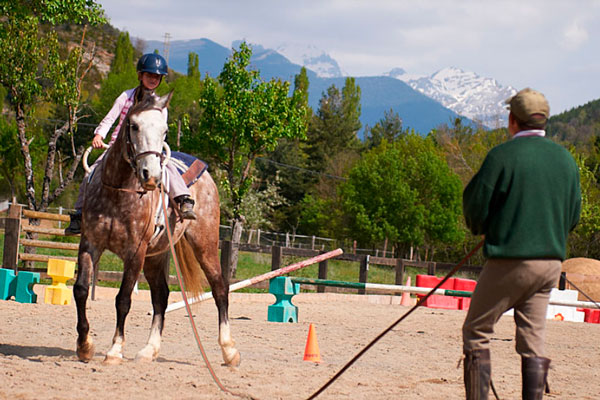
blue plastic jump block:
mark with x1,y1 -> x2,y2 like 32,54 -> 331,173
268,276 -> 300,323
0,268 -> 39,303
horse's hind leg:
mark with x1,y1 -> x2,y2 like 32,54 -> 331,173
73,238 -> 101,362
185,233 -> 240,366
136,252 -> 170,362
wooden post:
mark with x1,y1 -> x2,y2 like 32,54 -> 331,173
247,229 -> 254,244
3,204 -> 22,272
285,232 -> 290,248
177,119 -> 181,150
427,261 -> 436,276
271,245 -> 282,271
353,240 -> 357,255
311,235 -> 315,250
257,229 -> 261,245
317,256 -> 328,294
358,255 -> 369,295
383,237 -> 388,258
220,240 -> 232,281
395,258 -> 405,287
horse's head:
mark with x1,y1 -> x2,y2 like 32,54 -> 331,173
125,90 -> 173,191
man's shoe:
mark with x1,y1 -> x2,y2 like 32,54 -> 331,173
65,210 -> 82,236
176,196 -> 196,220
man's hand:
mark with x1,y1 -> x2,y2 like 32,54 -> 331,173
92,134 -> 105,149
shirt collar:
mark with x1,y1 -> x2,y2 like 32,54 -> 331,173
513,129 -> 546,139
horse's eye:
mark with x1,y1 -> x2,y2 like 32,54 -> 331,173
131,123 -> 139,132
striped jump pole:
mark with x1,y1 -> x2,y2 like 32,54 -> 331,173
165,248 -> 343,313
290,277 -> 600,310
290,277 -> 473,298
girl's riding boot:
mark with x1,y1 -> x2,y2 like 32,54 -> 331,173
464,348 -> 491,400
64,210 -> 82,236
522,356 -> 550,400
175,195 -> 196,220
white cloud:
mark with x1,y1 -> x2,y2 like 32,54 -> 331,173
560,20 -> 589,50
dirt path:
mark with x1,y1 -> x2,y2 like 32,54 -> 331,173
1,286 -> 598,399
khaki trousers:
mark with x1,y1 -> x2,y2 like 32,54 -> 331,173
462,258 -> 561,358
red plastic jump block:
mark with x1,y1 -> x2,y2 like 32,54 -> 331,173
453,278 -> 477,310
577,308 -> 600,323
416,275 -> 459,310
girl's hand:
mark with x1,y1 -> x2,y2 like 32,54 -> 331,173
92,134 -> 105,149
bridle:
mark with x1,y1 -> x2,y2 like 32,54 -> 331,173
123,107 -> 171,175
82,106 -> 172,194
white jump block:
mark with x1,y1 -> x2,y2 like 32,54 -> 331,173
503,289 -> 585,322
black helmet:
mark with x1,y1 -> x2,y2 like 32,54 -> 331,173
136,53 -> 168,75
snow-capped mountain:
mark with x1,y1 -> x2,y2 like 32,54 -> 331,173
275,43 -> 343,78
388,67 -> 517,129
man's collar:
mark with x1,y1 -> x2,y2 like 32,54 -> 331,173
512,129 -> 546,139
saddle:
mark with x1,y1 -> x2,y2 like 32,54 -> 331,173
169,151 -> 208,187
149,152 -> 208,246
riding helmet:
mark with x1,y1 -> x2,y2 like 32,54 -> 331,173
136,53 -> 168,75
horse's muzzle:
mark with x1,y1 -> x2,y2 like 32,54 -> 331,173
141,176 -> 159,190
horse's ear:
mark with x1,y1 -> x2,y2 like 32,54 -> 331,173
157,90 -> 174,110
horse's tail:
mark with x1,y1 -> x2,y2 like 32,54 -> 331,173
174,236 -> 208,299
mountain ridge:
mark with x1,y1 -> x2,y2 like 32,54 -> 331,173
145,38 -> 470,135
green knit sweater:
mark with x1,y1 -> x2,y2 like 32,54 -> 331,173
463,136 -> 581,260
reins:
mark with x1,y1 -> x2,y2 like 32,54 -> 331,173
306,239 -> 485,400
159,185 -> 248,399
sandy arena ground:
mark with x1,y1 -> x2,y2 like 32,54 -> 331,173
1,285 -> 599,399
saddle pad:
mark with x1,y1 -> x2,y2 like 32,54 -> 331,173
169,151 -> 208,187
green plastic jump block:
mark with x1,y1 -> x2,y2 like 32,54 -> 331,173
268,276 -> 300,323
0,268 -> 39,303
0,268 -> 17,300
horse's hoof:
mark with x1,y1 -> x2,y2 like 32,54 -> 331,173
134,347 -> 156,363
76,340 -> 95,362
103,355 -> 123,365
225,350 -> 241,367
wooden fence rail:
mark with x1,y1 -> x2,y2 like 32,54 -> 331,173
1,204 -> 483,293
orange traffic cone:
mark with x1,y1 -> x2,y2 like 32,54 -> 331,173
303,323 -> 322,363
401,276 -> 412,306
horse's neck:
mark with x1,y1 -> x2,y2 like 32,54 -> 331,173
101,135 -> 137,189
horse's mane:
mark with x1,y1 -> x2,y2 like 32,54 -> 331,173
129,88 -> 160,116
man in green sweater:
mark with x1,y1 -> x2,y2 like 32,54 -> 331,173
462,88 -> 581,400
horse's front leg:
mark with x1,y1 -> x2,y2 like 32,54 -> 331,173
104,252 -> 145,365
73,237 -> 102,362
135,252 -> 170,362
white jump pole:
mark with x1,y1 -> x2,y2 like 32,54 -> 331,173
165,248 -> 343,313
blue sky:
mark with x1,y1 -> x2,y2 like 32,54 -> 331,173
98,0 -> 600,114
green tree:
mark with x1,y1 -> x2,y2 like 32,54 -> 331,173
256,66 -> 313,232
185,41 -> 308,276
365,108 -> 404,149
305,78 -> 362,174
167,53 -> 203,150
93,32 -> 138,118
568,152 -> 600,258
0,1 -> 106,211
340,135 -> 464,259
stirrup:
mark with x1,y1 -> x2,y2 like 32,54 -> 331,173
177,196 -> 196,220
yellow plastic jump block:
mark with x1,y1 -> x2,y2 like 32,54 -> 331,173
44,259 -> 75,305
